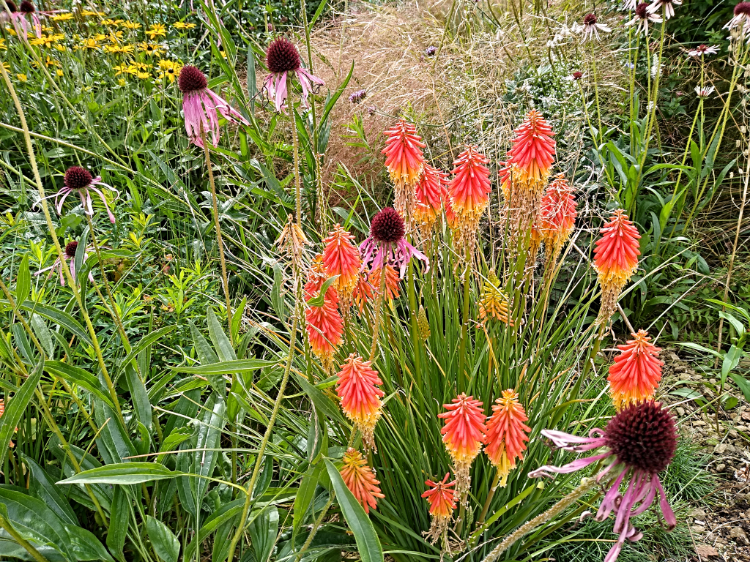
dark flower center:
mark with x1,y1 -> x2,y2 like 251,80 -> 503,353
65,241 -> 79,259
370,207 -> 405,244
583,13 -> 597,25
178,65 -> 207,93
19,0 -> 33,13
64,166 -> 93,190
266,37 -> 301,74
5,0 -> 17,12
572,71 -> 583,80
736,2 -> 750,15
605,401 -> 677,474
635,3 -> 649,18
696,44 -> 707,52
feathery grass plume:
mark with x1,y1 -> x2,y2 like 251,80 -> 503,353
305,255 -> 343,370
336,354 -> 384,451
263,37 -> 324,113
608,330 -> 664,411
478,271 -> 513,325
422,473 -> 457,545
178,65 -> 249,148
369,264 -> 400,302
530,401 -> 677,562
448,145 -> 491,263
414,164 -> 449,239
593,209 -> 641,328
382,120 -> 426,221
323,224 -> 361,308
485,390 -> 531,487
340,448 -> 385,514
439,394 -> 486,504
538,174 -> 577,273
361,207 -> 428,278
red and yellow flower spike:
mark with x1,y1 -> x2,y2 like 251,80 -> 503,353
336,354 -> 384,451
538,174 -> 577,264
382,120 -> 426,219
414,164 -> 449,237
478,271 -> 513,326
438,393 -> 486,503
352,274 -> 375,313
507,109 -> 556,184
305,255 -> 344,371
485,390 -> 531,487
593,209 -> 641,326
369,264 -> 400,302
323,224 -> 360,307
340,448 -> 385,514
421,473 -> 457,544
608,330 -> 664,411
448,145 -> 492,261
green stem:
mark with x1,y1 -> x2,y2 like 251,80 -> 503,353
457,257 -> 472,394
369,266 -> 387,363
477,470 -> 502,527
407,261 -> 421,390
0,514 -> 51,562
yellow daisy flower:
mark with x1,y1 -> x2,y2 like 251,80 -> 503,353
136,71 -> 151,80
173,21 -> 196,29
157,59 -> 181,83
30,34 -> 64,48
17,74 -> 27,82
78,38 -> 100,50
52,13 -> 74,22
145,23 -> 166,39
122,21 -> 141,30
0,38 -> 6,50
138,42 -> 164,56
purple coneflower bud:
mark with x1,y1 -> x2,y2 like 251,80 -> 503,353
425,46 -> 437,56
349,89 -> 366,104
584,13 -> 598,25
370,207 -> 405,244
19,0 -> 33,13
572,71 -> 583,80
266,37 -> 301,74
64,166 -> 93,189
605,401 -> 676,474
64,240 -> 79,259
178,65 -> 207,94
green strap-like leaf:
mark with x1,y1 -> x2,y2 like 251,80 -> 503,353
171,359 -> 276,375
0,361 -> 42,465
58,462 -> 181,485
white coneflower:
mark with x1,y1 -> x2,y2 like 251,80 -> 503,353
724,3 -> 750,35
695,86 -> 715,98
574,13 -> 612,41
647,0 -> 681,20
626,2 -> 662,34
623,0 -> 638,10
687,44 -> 720,57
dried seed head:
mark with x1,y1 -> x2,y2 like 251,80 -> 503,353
5,1 -> 17,12
370,207 -> 405,244
178,65 -> 207,94
64,166 -> 93,190
64,240 -> 79,258
266,37 -> 301,74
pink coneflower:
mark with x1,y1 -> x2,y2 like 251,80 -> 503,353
647,0 -> 681,20
530,401 -> 677,562
360,208 -> 428,278
18,0 -> 41,38
725,2 -> 750,34
695,86 -> 714,98
263,37 -> 324,113
687,44 -> 719,57
36,240 -> 93,286
626,3 -> 662,34
178,66 -> 249,148
575,13 -> 612,41
39,166 -> 119,223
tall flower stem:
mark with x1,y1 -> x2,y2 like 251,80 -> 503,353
0,61 -> 124,425
480,477 -> 597,562
200,127 -> 233,344
590,41 -> 603,147
477,470 -> 502,526
457,255 -> 472,394
289,75 -> 303,226
407,261 -> 422,390
369,266 -> 387,363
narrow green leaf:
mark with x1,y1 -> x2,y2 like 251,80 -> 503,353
106,486 -> 128,557
6,301 -> 91,345
171,359 -> 276,375
146,515 -> 180,562
294,462 -> 322,534
0,361 -> 42,465
306,275 -> 340,308
46,361 -> 115,409
58,462 -> 181,485
208,308 -> 236,361
21,454 -> 79,526
15,256 -> 30,308
119,326 -> 175,375
125,364 -> 152,429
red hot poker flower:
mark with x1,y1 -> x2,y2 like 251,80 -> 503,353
305,255 -> 344,370
439,393 -> 486,503
382,120 -> 426,219
485,390 -> 531,487
421,473 -> 457,544
414,164 -> 449,235
323,224 -> 361,306
538,174 -> 577,259
336,354 -> 384,451
507,110 -> 556,184
608,330 -> 664,411
340,448 -> 385,514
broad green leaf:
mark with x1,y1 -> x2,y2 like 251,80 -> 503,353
6,300 -> 91,345
294,462 -> 322,534
30,315 -> 55,358
44,361 -> 115,409
146,515 -> 180,562
249,505 -> 278,562
731,373 -> 750,402
247,44 -> 257,114
0,361 -> 42,465
21,455 -> 79,526
306,275 -> 340,307
324,459 -> 383,562
125,364 -> 152,429
58,462 -> 181,485
106,486 -> 128,556
157,426 -> 193,464
15,256 -> 30,308
208,308 -> 236,361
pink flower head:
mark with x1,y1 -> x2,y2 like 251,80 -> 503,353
178,65 -> 249,148
360,207 -> 428,278
16,0 -> 41,38
263,37 -> 324,113
38,166 -> 119,223
36,240 -> 94,286
530,401 -> 677,562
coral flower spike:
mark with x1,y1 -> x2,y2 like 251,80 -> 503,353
340,448 -> 385,514
448,145 -> 492,260
508,110 -> 556,185
485,390 -> 531,487
414,164 -> 449,236
323,224 -> 361,307
538,173 -> 577,265
593,209 -> 641,326
530,401 -> 677,562
178,65 -> 249,148
382,120 -> 426,219
336,354 -> 384,451
305,255 -> 344,371
439,393 -> 487,503
421,473 -> 457,544
608,330 -> 664,411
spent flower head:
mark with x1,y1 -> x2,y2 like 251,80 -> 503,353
574,13 -> 612,41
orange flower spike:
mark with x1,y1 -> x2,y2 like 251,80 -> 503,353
336,354 -> 385,451
305,255 -> 344,370
352,273 -> 374,313
414,164 -> 449,229
340,448 -> 385,514
608,330 -> 664,411
448,146 -> 492,222
539,174 -> 577,252
421,473 -> 457,544
369,264 -> 400,302
485,390 -> 531,487
382,120 -> 426,186
323,224 -> 361,304
439,393 -> 486,503
507,110 -> 556,182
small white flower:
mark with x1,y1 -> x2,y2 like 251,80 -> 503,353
647,0 -> 682,20
687,44 -> 720,57
724,3 -> 750,35
574,13 -> 612,41
694,85 -> 715,98
626,2 -> 662,34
